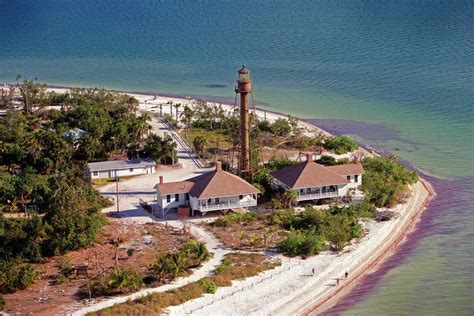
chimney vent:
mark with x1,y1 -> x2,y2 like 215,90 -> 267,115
215,161 -> 222,171
159,176 -> 163,184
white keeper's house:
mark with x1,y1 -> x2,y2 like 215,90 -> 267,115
87,158 -> 157,180
155,162 -> 260,217
269,155 -> 364,204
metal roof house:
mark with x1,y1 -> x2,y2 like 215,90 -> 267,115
155,162 -> 260,217
87,158 -> 157,180
269,154 -> 364,203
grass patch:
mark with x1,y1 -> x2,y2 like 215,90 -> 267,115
181,128 -> 231,147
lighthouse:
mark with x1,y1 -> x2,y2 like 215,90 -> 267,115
235,65 -> 253,174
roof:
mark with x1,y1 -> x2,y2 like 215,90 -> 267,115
155,180 -> 195,195
156,169 -> 260,199
88,159 -> 156,172
327,163 -> 365,176
269,160 -> 349,189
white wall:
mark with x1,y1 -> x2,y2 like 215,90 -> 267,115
345,174 -> 362,189
157,192 -> 188,212
90,165 -> 156,179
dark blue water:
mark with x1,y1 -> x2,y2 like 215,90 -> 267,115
1,1 -> 473,314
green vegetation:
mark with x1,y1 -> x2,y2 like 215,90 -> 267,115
322,135 -> 358,154
315,155 -> 350,166
277,229 -> 326,256
362,156 -> 418,207
211,212 -> 258,227
89,268 -> 145,296
0,259 -> 39,293
149,239 -> 211,283
273,202 -> 376,255
0,81 -> 177,294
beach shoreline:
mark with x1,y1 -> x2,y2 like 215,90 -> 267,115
4,84 -> 435,314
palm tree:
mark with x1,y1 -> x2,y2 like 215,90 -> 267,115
283,189 -> 297,209
193,136 -> 206,156
168,101 -> 173,118
174,103 -> 181,124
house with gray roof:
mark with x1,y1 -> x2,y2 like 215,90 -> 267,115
154,162 -> 260,217
87,158 -> 156,180
269,154 -> 364,203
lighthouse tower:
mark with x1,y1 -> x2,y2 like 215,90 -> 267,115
235,65 -> 253,175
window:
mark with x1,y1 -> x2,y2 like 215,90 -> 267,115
355,175 -> 359,182
93,171 -> 98,176
307,188 -> 311,194
347,175 -> 351,181
175,194 -> 179,201
215,197 -> 220,204
166,195 -> 170,203
239,195 -> 243,200
186,193 -> 189,201
130,168 -> 134,172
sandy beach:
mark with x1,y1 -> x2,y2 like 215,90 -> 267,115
39,86 -> 435,315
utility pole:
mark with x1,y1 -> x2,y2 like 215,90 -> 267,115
115,175 -> 120,213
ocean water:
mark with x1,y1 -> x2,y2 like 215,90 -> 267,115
0,1 -> 473,314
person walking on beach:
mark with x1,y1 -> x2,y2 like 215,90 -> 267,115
312,268 -> 315,276
345,271 -> 349,279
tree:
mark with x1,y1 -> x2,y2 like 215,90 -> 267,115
141,134 -> 177,164
107,268 -> 144,294
193,136 -> 206,156
271,118 -> 292,137
324,135 -> 358,154
361,156 -> 418,207
282,189 -> 297,209
174,103 -> 181,124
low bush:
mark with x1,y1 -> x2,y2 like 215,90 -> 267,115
278,229 -> 326,256
323,135 -> 358,154
55,256 -> 74,278
89,268 -> 144,296
374,211 -> 397,222
362,156 -> 418,207
149,239 -> 210,283
198,277 -> 218,294
0,259 -> 39,294
211,212 -> 258,227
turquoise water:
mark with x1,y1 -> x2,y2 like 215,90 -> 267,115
1,1 -> 473,314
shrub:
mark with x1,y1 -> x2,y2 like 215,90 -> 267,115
362,156 -> 418,207
268,209 -> 298,228
0,259 -> 38,293
270,118 -> 292,137
278,229 -> 326,256
324,135 -> 358,154
107,268 -> 144,294
315,155 -> 337,166
211,212 -> 258,227
198,277 -> 218,294
55,256 -> 74,278
127,248 -> 135,257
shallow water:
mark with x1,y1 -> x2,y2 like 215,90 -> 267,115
1,1 -> 473,314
